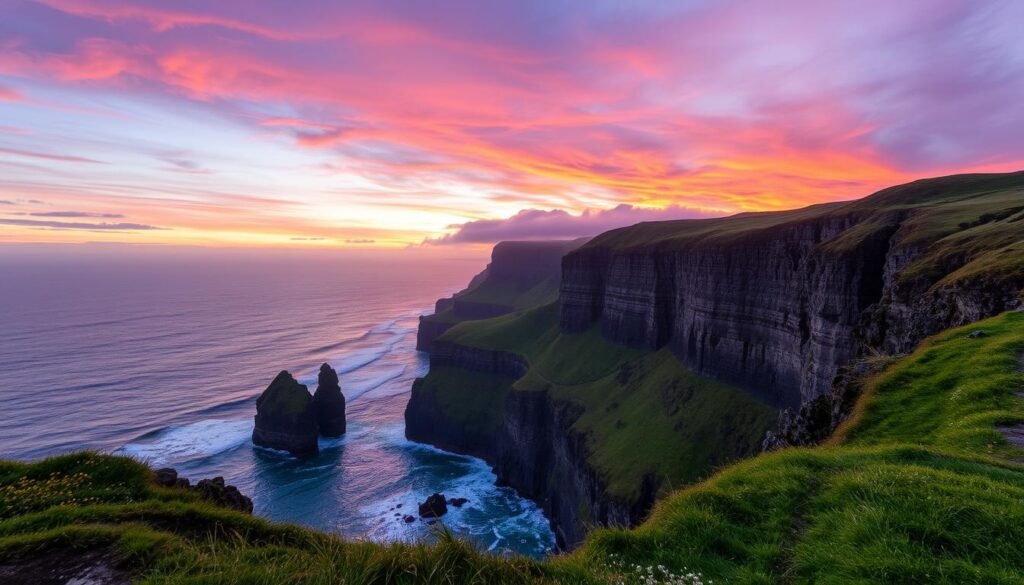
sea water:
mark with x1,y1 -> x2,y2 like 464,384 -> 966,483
0,247 -> 556,557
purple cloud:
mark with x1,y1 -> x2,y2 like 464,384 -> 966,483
29,211 -> 125,218
428,204 -> 721,244
0,218 -> 166,230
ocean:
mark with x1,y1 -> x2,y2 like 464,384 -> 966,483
0,247 -> 556,557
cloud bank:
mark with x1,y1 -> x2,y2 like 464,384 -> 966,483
429,204 -> 721,244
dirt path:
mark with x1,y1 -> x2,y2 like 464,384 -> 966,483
0,549 -> 130,585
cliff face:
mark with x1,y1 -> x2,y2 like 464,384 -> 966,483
562,173 -> 1024,408
493,389 -> 656,548
561,212 -> 894,407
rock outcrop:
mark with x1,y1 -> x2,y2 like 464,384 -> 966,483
313,364 -> 346,437
761,357 -> 894,450
252,365 -> 348,455
252,371 -> 320,456
153,467 -> 254,514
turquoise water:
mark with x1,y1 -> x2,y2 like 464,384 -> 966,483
0,249 -> 556,557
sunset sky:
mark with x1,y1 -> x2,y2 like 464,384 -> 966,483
1,0 -> 1022,248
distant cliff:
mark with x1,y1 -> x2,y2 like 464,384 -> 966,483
416,239 -> 588,352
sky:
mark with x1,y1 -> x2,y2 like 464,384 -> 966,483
0,0 -> 1022,249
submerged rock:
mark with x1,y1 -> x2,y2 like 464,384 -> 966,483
418,493 -> 448,518
252,371 -> 319,456
313,363 -> 346,437
448,497 -> 469,508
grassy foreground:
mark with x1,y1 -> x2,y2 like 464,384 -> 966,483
2,312 -> 1023,583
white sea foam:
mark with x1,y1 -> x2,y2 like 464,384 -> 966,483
117,418 -> 253,467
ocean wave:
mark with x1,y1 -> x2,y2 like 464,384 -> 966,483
345,366 -> 407,401
117,418 -> 253,467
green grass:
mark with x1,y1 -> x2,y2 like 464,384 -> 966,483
455,276 -> 562,312
545,349 -> 776,501
559,310 -> 1024,584
835,310 -> 1024,454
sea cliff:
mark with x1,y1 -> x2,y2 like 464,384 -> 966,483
406,171 -> 1024,547
562,172 -> 1024,409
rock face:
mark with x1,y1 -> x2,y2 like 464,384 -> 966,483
252,371 -> 320,456
312,364 -> 346,437
762,357 -> 894,450
429,341 -> 529,379
560,213 -> 893,408
560,191 -> 1023,408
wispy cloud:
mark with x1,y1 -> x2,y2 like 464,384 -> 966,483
0,147 -> 103,164
29,211 -> 125,218
0,218 -> 167,231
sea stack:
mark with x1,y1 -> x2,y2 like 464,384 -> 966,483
313,363 -> 347,436
252,371 -> 319,456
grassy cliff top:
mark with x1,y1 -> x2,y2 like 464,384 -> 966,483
586,171 -> 1023,251
580,171 -> 1024,293
2,312 -> 1023,583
